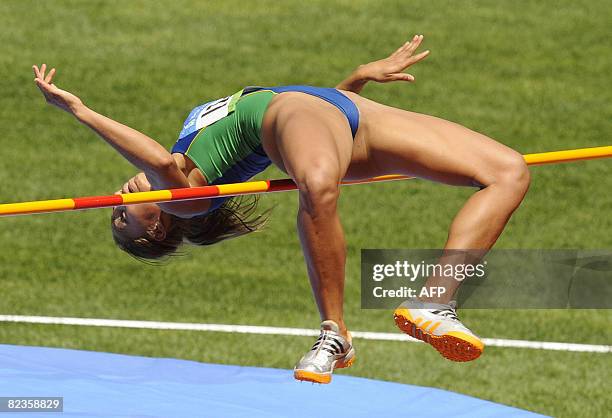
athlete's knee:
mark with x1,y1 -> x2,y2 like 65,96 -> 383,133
497,151 -> 530,194
478,150 -> 530,194
296,171 -> 341,214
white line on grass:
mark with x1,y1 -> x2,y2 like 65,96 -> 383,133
0,315 -> 609,354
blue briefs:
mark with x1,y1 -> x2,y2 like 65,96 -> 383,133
246,85 -> 360,138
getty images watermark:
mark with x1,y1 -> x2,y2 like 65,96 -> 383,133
361,249 -> 612,309
371,258 -> 488,298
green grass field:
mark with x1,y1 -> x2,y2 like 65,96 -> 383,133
0,1 -> 611,417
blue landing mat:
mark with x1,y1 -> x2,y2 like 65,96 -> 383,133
0,344 -> 547,418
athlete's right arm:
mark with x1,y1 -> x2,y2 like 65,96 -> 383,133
335,34 -> 430,94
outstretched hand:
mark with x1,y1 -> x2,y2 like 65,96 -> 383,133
33,64 -> 83,115
360,35 -> 430,83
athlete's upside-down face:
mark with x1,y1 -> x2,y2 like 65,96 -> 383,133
110,173 -> 169,241
111,202 -> 164,240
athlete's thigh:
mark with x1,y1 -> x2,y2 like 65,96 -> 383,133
263,96 -> 354,182
349,95 -> 521,186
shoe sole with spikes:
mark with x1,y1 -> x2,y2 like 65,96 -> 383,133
394,307 -> 483,362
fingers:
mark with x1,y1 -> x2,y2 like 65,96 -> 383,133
122,178 -> 139,194
394,46 -> 430,72
134,172 -> 151,191
125,174 -> 150,193
34,78 -> 53,96
34,78 -> 52,100
387,73 -> 415,82
391,35 -> 417,57
45,68 -> 56,83
134,175 -> 147,191
409,49 -> 430,65
128,177 -> 138,193
402,35 -> 419,52
32,64 -> 56,83
404,34 -> 423,55
34,74 -> 60,96
394,34 -> 424,59
390,34 -> 425,66
391,39 -> 411,57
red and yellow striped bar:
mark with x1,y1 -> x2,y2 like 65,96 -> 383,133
0,145 -> 610,217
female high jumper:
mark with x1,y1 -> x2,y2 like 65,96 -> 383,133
33,35 -> 530,384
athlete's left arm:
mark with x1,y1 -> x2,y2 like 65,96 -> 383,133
335,34 -> 430,94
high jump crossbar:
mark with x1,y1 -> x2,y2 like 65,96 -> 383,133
1,145 -> 610,217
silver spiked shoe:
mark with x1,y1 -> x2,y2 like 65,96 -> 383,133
294,320 -> 356,384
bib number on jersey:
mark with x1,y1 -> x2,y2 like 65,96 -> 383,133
195,89 -> 243,130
